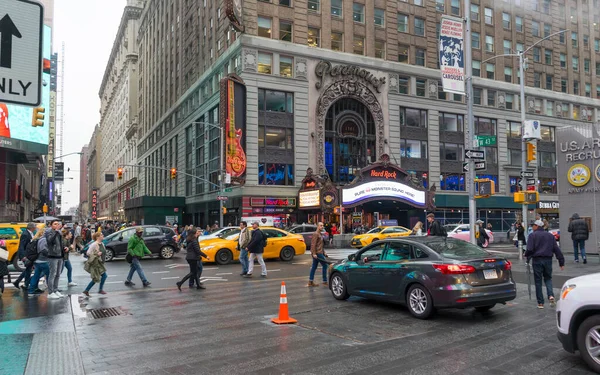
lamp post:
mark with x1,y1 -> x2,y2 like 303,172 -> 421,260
482,28 -> 569,259
463,0 -> 476,244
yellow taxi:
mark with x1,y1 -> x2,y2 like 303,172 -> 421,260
0,222 -> 45,270
200,227 -> 306,265
350,226 -> 411,248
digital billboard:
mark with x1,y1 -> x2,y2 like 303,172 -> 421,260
0,25 -> 51,155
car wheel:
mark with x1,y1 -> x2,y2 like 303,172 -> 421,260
215,249 -> 233,265
407,284 -> 434,319
104,248 -> 115,262
160,245 -> 175,259
279,246 -> 295,261
12,255 -> 24,272
577,315 -> 600,372
330,273 -> 349,300
474,304 -> 496,312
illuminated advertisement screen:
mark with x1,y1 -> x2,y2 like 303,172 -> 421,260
342,180 -> 426,207
0,25 -> 51,155
299,190 -> 320,208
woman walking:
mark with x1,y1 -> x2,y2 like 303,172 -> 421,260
412,221 -> 424,236
61,229 -> 77,287
83,232 -> 108,297
176,227 -> 208,291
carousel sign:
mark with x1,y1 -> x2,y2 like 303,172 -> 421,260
314,60 -> 386,93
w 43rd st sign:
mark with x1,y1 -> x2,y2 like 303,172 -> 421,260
0,0 -> 43,106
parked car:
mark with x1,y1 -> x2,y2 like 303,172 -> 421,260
445,224 -> 494,247
548,221 -> 560,241
556,273 -> 600,373
287,224 -> 329,249
0,222 -> 46,271
200,227 -> 306,265
328,237 -> 516,319
350,226 -> 411,248
81,225 -> 179,261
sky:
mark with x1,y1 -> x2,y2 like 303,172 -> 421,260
52,0 -> 126,211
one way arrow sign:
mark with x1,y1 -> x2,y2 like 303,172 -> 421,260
463,161 -> 486,172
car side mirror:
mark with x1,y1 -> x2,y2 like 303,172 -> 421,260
118,236 -> 123,241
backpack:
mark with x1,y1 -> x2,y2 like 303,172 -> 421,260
25,239 -> 39,262
260,230 -> 267,248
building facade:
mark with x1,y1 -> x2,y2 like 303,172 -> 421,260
130,0 -> 600,230
97,1 -> 145,221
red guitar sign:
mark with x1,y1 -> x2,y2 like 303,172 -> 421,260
226,80 -> 246,177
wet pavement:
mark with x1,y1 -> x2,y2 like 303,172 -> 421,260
0,252 -> 597,374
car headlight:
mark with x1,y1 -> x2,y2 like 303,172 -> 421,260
561,284 -> 576,300
203,245 -> 215,251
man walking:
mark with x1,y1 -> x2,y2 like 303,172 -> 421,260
524,219 -> 565,309
244,222 -> 267,278
568,213 -> 589,264
13,223 -> 36,289
308,222 -> 329,287
125,227 -> 152,287
46,220 -> 66,299
73,222 -> 83,252
426,213 -> 446,236
238,221 -> 251,276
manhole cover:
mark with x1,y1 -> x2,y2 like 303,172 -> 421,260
88,307 -> 127,319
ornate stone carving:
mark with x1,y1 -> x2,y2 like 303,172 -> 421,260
497,92 -> 506,109
242,48 -> 257,72
295,58 -> 308,80
388,73 -> 399,93
556,102 -> 563,117
527,96 -> 536,113
315,79 -> 385,175
428,80 -> 438,99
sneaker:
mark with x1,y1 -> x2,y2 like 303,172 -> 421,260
196,285 -> 206,289
240,272 -> 247,276
68,282 -> 78,287
98,291 -> 107,295
261,274 -> 268,278
549,296 -> 556,307
82,291 -> 90,297
537,304 -> 544,309
33,289 -> 44,294
575,259 -> 579,263
307,281 -> 318,287
124,280 -> 135,286
143,281 -> 151,287
48,292 -> 60,300
583,258 -> 587,264
56,291 -> 65,298
244,274 -> 253,278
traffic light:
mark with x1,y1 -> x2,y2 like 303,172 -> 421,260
474,179 -> 495,198
170,168 -> 177,180
32,107 -> 45,127
222,207 -> 227,214
513,191 -> 539,203
526,142 -> 537,163
117,168 -> 123,180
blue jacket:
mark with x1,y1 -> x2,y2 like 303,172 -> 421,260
525,228 -> 565,267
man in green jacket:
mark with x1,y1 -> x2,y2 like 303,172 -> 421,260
125,227 -> 152,287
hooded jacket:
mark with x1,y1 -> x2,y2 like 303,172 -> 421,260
45,228 -> 64,258
568,213 -> 589,241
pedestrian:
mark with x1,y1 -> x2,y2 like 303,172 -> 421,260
124,226 -> 152,287
307,222 -> 329,287
426,213 -> 446,236
487,223 -> 493,231
13,222 -> 36,289
412,221 -> 424,236
0,240 -> 9,297
61,229 -> 77,287
46,220 -> 66,299
476,219 -> 489,248
176,227 -> 208,291
568,213 -> 589,264
28,229 -> 51,296
244,222 -> 267,278
524,219 -> 565,309
83,232 -> 107,297
238,221 -> 251,276
73,222 -> 83,252
515,222 -> 527,249
203,225 -> 210,235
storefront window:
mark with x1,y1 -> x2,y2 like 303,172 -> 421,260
539,178 -> 557,194
400,107 -> 427,127
440,174 -> 465,191
258,164 -> 294,185
439,112 -> 464,132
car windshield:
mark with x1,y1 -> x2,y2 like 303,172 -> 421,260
225,233 -> 239,241
443,224 -> 460,232
367,227 -> 383,234
219,228 -> 240,237
427,238 -> 490,259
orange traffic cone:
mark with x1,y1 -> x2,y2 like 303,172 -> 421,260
271,281 -> 297,324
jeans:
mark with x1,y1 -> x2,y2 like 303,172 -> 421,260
248,253 -> 267,275
28,262 -> 50,293
573,239 -> 587,261
532,257 -> 554,305
189,260 -> 203,286
127,257 -> 148,283
62,259 -> 73,283
182,260 -> 202,287
47,258 -> 64,294
239,248 -> 249,274
85,272 -> 107,292
309,254 -> 329,282
15,263 -> 34,287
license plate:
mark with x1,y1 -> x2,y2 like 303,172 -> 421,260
483,269 -> 498,280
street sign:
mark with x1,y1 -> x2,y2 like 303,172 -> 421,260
464,149 -> 485,159
475,135 -> 497,147
0,0 -> 43,106
463,161 -> 486,172
224,188 -> 233,192
526,179 -> 536,185
520,171 -> 534,178
217,196 -> 228,201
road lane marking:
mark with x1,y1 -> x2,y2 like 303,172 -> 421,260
269,269 -> 281,272
216,273 -> 232,275
292,262 -> 309,265
152,271 -> 170,274
161,277 -> 180,280
105,281 -> 124,284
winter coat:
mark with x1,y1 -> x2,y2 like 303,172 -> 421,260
428,220 -> 446,236
62,237 -> 70,260
17,230 -> 33,259
186,240 -> 207,261
568,214 -> 589,241
45,228 -> 63,258
524,228 -> 565,267
238,228 -> 251,250
127,235 -> 152,258
247,229 -> 265,254
0,258 -> 8,277
85,247 -> 106,283
311,231 -> 324,256
477,226 -> 489,246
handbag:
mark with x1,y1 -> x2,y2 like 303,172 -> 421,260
512,233 -> 518,242
126,253 -> 133,264
0,247 -> 8,261
83,260 -> 91,273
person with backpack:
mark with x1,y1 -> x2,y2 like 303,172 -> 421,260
46,220 -> 67,299
13,223 -> 37,289
476,219 -> 490,248
28,229 -> 51,295
244,222 -> 267,278
426,213 -> 447,236
82,232 -> 108,297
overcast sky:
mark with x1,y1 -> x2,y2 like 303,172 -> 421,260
53,1 -> 126,210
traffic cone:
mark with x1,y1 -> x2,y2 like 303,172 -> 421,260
271,281 -> 297,324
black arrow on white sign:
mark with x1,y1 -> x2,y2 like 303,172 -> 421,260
0,14 -> 22,69
464,149 -> 485,159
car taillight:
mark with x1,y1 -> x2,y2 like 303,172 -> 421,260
484,259 -> 495,263
432,264 -> 476,274
504,260 -> 512,270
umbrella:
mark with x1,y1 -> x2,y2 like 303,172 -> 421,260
33,216 -> 59,222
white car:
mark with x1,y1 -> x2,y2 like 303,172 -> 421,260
197,227 -> 239,243
444,224 -> 494,247
556,272 -> 600,373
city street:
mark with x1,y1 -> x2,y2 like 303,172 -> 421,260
0,251 -> 597,375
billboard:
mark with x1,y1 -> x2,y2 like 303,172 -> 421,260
220,74 -> 247,186
91,188 -> 98,220
439,16 -> 465,95
0,24 -> 51,155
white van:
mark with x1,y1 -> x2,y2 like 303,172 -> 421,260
240,216 -> 275,227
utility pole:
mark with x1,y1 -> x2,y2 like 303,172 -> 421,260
464,0 -> 476,245
518,50 -> 528,258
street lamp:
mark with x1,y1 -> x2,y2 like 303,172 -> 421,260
482,28 -> 569,259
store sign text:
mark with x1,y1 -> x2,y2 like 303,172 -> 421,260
560,139 -> 600,161
314,61 -> 386,93
299,190 -> 320,208
370,169 -> 398,180
342,180 -> 426,206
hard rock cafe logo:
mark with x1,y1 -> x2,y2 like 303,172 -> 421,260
323,193 -> 335,203
370,169 -> 397,180
314,60 -> 386,93
567,164 -> 591,187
